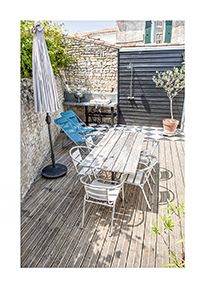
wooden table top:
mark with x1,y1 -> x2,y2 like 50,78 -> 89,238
80,128 -> 145,175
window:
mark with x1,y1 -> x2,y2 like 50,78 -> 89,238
145,20 -> 173,44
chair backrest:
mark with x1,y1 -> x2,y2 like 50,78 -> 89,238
69,146 -> 92,174
61,110 -> 76,118
55,116 -> 87,144
54,116 -> 68,126
85,184 -> 111,203
54,116 -> 75,131
61,110 -> 96,135
80,174 -> 126,204
61,110 -> 81,126
144,139 -> 159,156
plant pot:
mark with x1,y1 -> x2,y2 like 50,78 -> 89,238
163,118 -> 179,135
64,91 -> 76,102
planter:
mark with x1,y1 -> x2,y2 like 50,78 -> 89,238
64,91 -> 76,102
163,118 -> 179,135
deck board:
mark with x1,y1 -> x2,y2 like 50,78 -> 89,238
156,140 -> 170,267
21,133 -> 185,268
111,185 -> 137,268
81,207 -> 111,268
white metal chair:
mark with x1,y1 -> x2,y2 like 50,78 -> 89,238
69,146 -> 94,175
85,136 -> 96,150
125,155 -> 158,210
139,139 -> 159,183
69,146 -> 100,194
140,139 -> 158,159
80,173 -> 127,236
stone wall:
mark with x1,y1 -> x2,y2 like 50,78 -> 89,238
62,36 -> 119,124
64,36 -> 118,94
21,77 -> 64,199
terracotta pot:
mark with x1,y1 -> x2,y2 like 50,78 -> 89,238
163,118 -> 179,135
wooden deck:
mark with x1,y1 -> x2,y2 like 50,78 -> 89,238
21,133 -> 185,268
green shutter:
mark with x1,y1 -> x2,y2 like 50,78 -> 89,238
145,21 -> 152,44
164,20 -> 172,43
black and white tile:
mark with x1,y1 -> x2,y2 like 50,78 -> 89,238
138,126 -> 185,141
93,124 -> 185,141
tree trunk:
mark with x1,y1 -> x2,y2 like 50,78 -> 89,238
170,98 -> 173,119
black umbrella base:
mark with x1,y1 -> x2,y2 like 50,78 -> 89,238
41,163 -> 67,179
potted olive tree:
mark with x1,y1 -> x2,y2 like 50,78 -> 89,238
152,65 -> 185,135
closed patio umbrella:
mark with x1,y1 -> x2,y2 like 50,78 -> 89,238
32,21 -> 67,178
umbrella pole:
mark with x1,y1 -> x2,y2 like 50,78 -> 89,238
46,113 -> 55,167
41,113 -> 67,178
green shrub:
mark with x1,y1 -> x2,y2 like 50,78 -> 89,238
151,202 -> 185,268
20,20 -> 76,78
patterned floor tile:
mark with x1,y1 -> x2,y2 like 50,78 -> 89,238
140,126 -> 185,141
94,124 -> 185,142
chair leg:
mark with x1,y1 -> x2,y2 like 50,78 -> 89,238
81,198 -> 86,228
62,133 -> 67,148
141,186 -> 151,210
121,184 -> 125,207
150,171 -> 156,184
110,204 -> 116,236
147,179 -> 153,195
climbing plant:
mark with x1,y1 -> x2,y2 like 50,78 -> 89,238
20,20 -> 76,78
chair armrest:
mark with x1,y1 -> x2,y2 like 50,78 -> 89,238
137,161 -> 150,172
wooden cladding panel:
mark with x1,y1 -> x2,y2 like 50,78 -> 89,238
118,48 -> 185,127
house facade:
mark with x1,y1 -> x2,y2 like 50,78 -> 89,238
116,20 -> 185,46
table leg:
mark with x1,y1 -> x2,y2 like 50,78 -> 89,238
111,107 -> 114,126
111,172 -> 127,203
111,171 -> 115,181
85,106 -> 89,126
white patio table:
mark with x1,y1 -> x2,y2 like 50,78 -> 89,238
80,128 -> 145,175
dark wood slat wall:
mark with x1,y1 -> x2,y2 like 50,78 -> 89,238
118,48 -> 185,127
